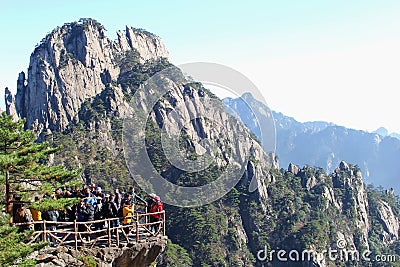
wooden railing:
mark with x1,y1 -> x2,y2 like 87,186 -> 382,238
12,211 -> 166,250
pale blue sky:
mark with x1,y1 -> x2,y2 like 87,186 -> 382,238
1,1 -> 400,133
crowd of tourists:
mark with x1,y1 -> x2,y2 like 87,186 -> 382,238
11,184 -> 164,236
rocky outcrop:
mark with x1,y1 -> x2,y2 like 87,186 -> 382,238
332,161 -> 370,236
28,237 -> 167,267
330,161 -> 370,250
5,87 -> 18,120
117,26 -> 169,61
285,161 -> 373,261
377,200 -> 399,244
287,162 -> 300,175
298,166 -> 318,191
5,18 -> 168,134
321,185 -> 341,210
244,148 -> 278,211
113,238 -> 167,267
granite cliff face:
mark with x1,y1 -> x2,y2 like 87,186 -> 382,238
377,200 -> 399,244
330,161 -> 370,250
6,18 -> 168,134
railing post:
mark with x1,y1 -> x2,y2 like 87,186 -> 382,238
136,213 -> 139,242
107,219 -> 111,248
162,210 -> 166,236
116,218 -> 120,247
74,220 -> 78,251
43,220 -> 47,242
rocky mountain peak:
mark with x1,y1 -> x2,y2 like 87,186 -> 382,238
5,87 -> 17,120
332,161 -> 364,188
339,160 -> 349,170
287,162 -> 300,175
117,25 -> 169,61
330,161 -> 370,248
5,18 -> 169,134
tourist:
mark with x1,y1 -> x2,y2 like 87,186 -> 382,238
42,207 -> 59,244
65,205 -> 76,222
54,188 -> 63,199
14,205 -> 33,232
76,199 -> 86,226
101,194 -> 118,228
149,195 -> 163,234
94,187 -> 105,200
146,193 -> 156,213
64,188 -> 74,198
121,193 -> 132,208
113,188 -> 122,209
82,199 -> 95,222
84,187 -> 97,208
89,183 -> 96,194
94,196 -> 103,231
122,200 -> 133,225
122,200 -> 134,236
30,196 -> 42,232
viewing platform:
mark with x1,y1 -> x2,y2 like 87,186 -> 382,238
13,211 -> 166,250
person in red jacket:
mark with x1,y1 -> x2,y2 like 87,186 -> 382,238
149,195 -> 163,234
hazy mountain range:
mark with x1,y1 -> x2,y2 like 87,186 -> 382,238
223,93 -> 400,193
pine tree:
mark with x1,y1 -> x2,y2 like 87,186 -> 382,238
0,213 -> 45,267
0,112 -> 81,266
0,112 -> 81,213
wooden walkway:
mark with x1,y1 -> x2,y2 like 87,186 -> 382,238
13,211 -> 166,250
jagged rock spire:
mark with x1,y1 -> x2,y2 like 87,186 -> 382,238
5,19 -> 169,134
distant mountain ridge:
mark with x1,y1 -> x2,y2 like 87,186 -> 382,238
223,93 -> 400,192
373,126 -> 400,140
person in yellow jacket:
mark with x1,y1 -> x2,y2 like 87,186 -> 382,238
122,203 -> 134,225
30,207 -> 42,221
122,202 -> 134,236
30,196 -> 42,232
